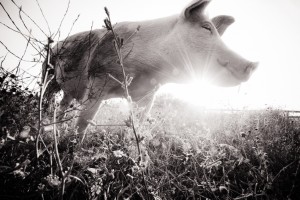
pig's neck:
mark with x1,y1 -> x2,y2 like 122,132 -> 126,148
130,16 -> 194,85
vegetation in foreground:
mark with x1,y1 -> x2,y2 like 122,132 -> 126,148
0,72 -> 300,200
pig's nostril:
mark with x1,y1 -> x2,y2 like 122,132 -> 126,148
249,62 -> 259,71
252,62 -> 259,70
217,58 -> 230,67
245,62 -> 259,73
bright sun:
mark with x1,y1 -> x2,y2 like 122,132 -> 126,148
158,81 -> 252,110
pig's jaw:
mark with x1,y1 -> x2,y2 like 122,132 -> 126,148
194,60 -> 257,87
224,61 -> 258,84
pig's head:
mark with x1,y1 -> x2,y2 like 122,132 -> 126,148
174,0 -> 258,86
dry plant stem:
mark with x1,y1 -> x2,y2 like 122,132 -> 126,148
35,0 -> 51,36
0,2 -> 42,55
105,9 -> 141,157
18,7 -> 31,35
56,14 -> 80,56
0,21 -> 42,45
35,38 -> 54,159
0,54 -> 7,67
15,36 -> 31,74
234,193 -> 265,200
272,160 -> 296,183
108,73 -> 123,86
10,0 -> 48,37
0,40 -> 37,63
53,0 -> 71,39
288,158 -> 300,199
50,152 -> 53,176
104,8 -> 150,197
53,98 -> 66,199
52,102 -> 75,199
117,184 -> 131,200
202,167 -> 218,199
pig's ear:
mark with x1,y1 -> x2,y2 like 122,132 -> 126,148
211,15 -> 235,36
183,0 -> 211,21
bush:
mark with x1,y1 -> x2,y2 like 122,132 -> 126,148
0,69 -> 39,138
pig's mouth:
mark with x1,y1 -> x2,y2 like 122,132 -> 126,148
210,59 -> 258,87
217,59 -> 258,83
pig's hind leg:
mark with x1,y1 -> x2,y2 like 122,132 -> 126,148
75,81 -> 105,143
75,98 -> 102,143
56,92 -> 73,121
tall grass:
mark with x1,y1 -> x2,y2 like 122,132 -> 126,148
0,84 -> 299,199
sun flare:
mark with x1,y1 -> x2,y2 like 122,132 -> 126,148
158,80 -> 254,110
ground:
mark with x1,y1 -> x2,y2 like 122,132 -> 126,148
0,79 -> 299,200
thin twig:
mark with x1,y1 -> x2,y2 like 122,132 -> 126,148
117,184 -> 131,200
288,158 -> 300,199
234,193 -> 265,200
11,0 -> 48,37
15,35 -> 31,74
0,54 -> 8,68
202,166 -> 219,199
104,7 -> 150,198
18,6 -> 31,35
272,160 -> 296,183
105,7 -> 141,156
123,25 -> 140,46
0,2 -> 42,56
0,21 -> 44,45
35,0 -> 51,36
36,38 -> 54,159
13,67 -> 40,78
56,14 -> 80,56
0,40 -> 37,63
107,73 -> 124,87
53,0 -> 71,39
53,97 -> 65,199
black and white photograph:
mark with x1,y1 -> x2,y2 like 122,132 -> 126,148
0,0 -> 299,199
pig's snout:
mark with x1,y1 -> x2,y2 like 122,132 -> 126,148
242,61 -> 259,81
245,62 -> 259,74
216,57 -> 259,83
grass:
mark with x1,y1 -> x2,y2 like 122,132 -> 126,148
0,80 -> 299,200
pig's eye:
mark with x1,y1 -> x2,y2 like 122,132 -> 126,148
201,23 -> 212,34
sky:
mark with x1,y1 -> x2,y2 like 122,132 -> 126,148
1,0 -> 300,110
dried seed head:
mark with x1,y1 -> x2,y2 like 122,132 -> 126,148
104,18 -> 112,30
104,7 -> 110,17
48,37 -> 54,44
136,25 -> 141,31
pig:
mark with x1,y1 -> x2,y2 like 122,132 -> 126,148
44,0 -> 258,142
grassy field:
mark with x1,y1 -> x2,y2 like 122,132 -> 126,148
0,75 -> 299,200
